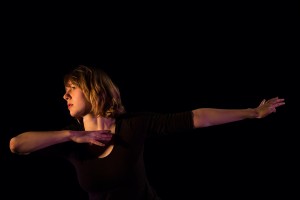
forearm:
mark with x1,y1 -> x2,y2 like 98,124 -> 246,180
9,130 -> 72,155
192,108 -> 258,128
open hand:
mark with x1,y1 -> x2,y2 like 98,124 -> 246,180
256,97 -> 285,118
70,130 -> 113,146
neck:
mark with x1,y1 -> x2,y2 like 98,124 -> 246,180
83,114 -> 115,132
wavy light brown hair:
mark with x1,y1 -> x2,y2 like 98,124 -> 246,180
64,65 -> 125,118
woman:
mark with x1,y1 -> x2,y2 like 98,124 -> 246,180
9,65 -> 285,200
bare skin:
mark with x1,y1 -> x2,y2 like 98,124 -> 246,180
192,97 -> 285,128
9,80 -> 285,158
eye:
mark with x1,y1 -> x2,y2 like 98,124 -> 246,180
64,86 -> 75,93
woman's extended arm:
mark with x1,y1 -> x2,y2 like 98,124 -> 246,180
192,97 -> 285,128
9,130 -> 112,155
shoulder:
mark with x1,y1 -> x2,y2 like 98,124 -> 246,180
117,112 -> 155,119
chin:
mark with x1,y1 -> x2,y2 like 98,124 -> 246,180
70,112 -> 78,118
70,112 -> 84,119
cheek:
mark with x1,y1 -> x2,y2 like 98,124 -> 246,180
72,98 -> 92,117
78,94 -> 92,111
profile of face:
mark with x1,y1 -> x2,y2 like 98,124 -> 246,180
63,81 -> 92,118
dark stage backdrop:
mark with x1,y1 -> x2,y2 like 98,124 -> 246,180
1,3 -> 297,200
2,58 -> 294,200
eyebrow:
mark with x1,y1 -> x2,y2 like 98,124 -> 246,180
64,83 -> 73,90
65,81 -> 74,87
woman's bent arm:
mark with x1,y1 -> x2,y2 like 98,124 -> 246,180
9,130 -> 71,155
9,129 -> 112,154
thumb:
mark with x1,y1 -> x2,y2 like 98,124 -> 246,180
259,99 -> 266,106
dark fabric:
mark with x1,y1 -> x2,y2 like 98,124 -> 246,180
34,111 -> 193,200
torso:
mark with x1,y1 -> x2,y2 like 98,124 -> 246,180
98,124 -> 115,158
62,112 -> 193,199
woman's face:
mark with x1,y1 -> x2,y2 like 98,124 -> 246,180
63,81 -> 91,118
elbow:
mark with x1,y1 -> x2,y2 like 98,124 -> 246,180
9,137 -> 29,155
192,109 -> 211,128
9,137 -> 18,154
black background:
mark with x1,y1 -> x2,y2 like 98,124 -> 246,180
1,2 -> 297,200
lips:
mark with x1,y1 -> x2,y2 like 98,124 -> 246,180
68,104 -> 73,108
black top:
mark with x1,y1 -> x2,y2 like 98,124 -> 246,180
35,111 -> 194,200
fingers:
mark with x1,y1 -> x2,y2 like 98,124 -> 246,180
259,99 -> 266,106
261,97 -> 285,114
88,130 -> 113,146
90,140 -> 105,147
96,130 -> 111,134
273,103 -> 285,109
263,97 -> 285,106
257,97 -> 285,116
95,134 -> 113,142
267,98 -> 285,107
89,130 -> 112,137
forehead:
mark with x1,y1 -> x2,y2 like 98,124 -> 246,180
65,80 -> 75,87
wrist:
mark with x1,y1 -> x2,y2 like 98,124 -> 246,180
68,130 -> 77,141
248,108 -> 259,119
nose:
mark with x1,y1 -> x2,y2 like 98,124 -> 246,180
63,92 -> 71,101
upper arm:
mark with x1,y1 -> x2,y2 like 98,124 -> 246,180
145,111 -> 194,137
